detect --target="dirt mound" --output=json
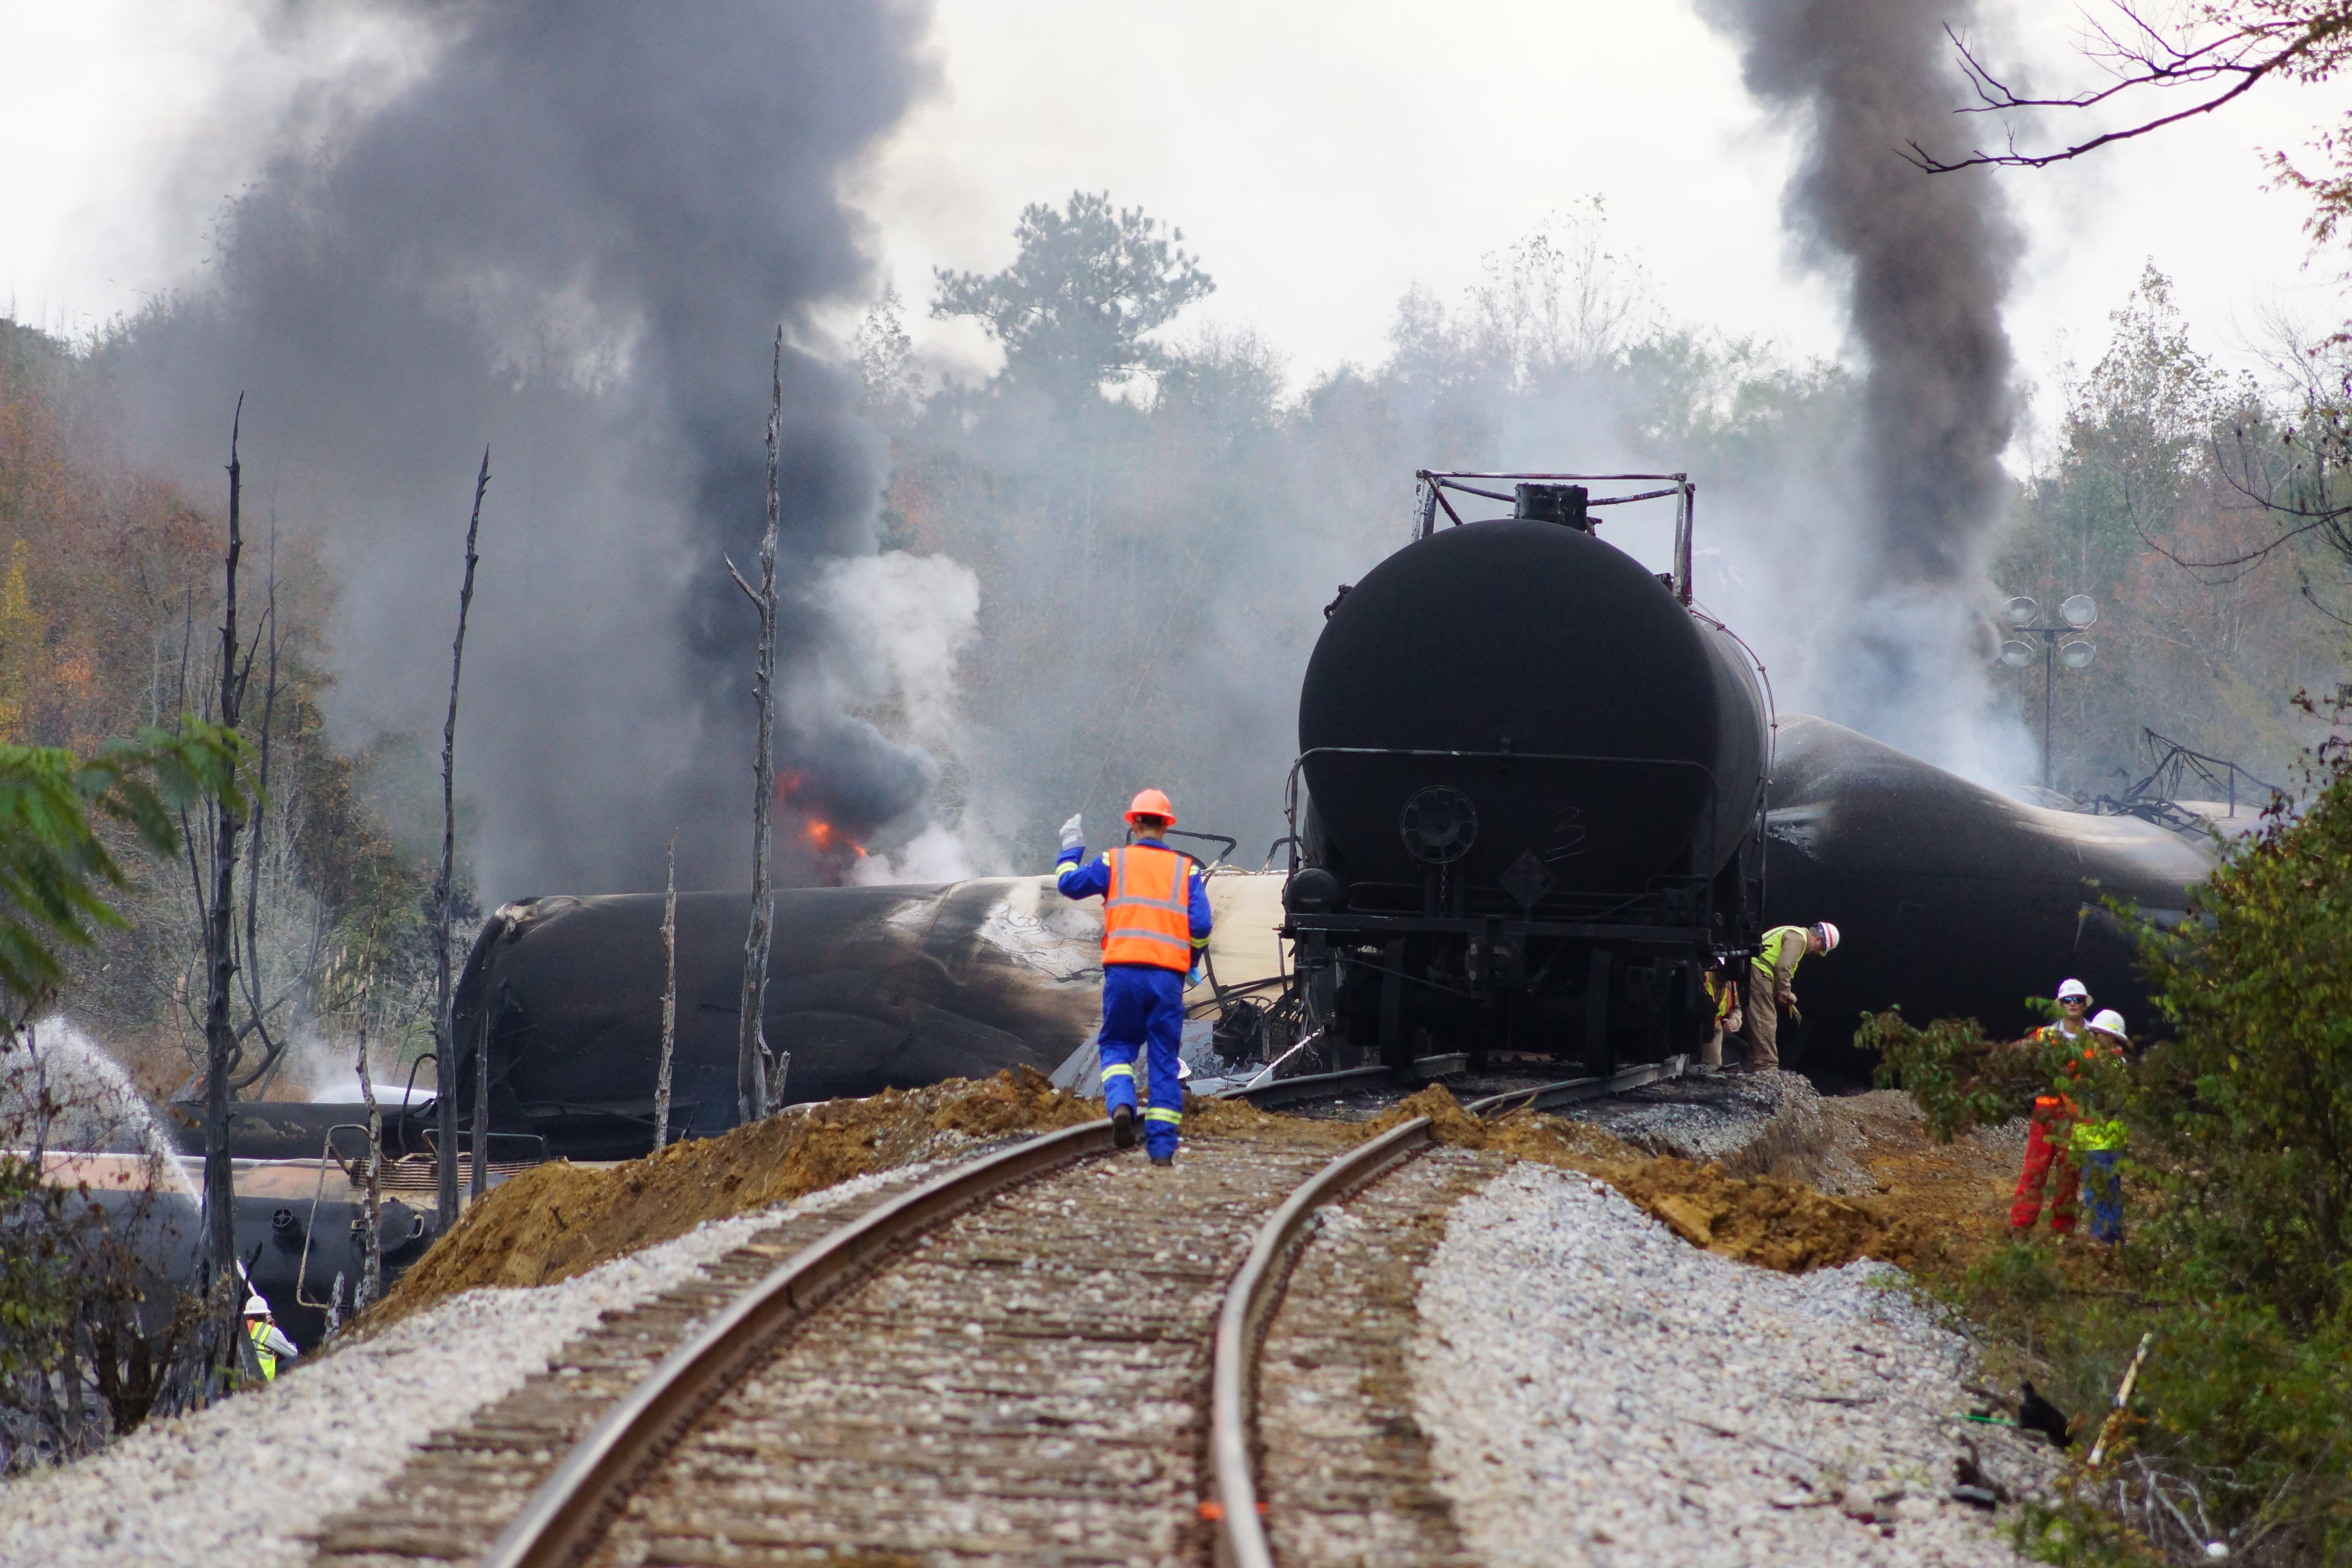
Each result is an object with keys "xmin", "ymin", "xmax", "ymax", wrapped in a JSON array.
[
  {"xmin": 1610, "ymin": 1159, "xmax": 1927, "ymax": 1271},
  {"xmin": 375, "ymin": 1068, "xmax": 1099, "ymax": 1325},
  {"xmin": 1357, "ymin": 1085, "xmax": 1925, "ymax": 1274}
]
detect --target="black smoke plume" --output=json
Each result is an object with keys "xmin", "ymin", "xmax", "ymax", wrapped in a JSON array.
[
  {"xmin": 107, "ymin": 1, "xmax": 939, "ymax": 898},
  {"xmin": 1697, "ymin": 0, "xmax": 2021, "ymax": 760}
]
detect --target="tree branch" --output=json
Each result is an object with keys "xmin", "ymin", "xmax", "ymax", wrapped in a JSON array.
[{"xmin": 1904, "ymin": 10, "xmax": 2305, "ymax": 174}]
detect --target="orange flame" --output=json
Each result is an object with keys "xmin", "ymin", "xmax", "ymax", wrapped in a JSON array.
[{"xmin": 802, "ymin": 817, "xmax": 867, "ymax": 858}]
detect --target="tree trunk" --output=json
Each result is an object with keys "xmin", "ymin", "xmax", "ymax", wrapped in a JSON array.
[
  {"xmin": 656, "ymin": 829, "xmax": 678, "ymax": 1151},
  {"xmin": 735, "ymin": 333, "xmax": 784, "ymax": 1125},
  {"xmin": 435, "ymin": 451, "xmax": 490, "ymax": 1227},
  {"xmin": 356, "ymin": 1021, "xmax": 381, "ymax": 1312},
  {"xmin": 470, "ymin": 992, "xmax": 490, "ymax": 1203},
  {"xmin": 201, "ymin": 399, "xmax": 252, "ymax": 1374}
]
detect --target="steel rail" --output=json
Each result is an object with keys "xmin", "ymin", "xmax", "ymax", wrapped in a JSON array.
[
  {"xmin": 479, "ymin": 1117, "xmax": 1117, "ymax": 1568},
  {"xmin": 1209, "ymin": 1115, "xmax": 1437, "ymax": 1568},
  {"xmin": 1218, "ymin": 1064, "xmax": 1394, "ymax": 1107},
  {"xmin": 1464, "ymin": 1052, "xmax": 1695, "ymax": 1118}
]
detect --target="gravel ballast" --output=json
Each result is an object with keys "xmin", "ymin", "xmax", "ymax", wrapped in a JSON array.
[
  {"xmin": 0, "ymin": 1168, "xmax": 920, "ymax": 1568},
  {"xmin": 1413, "ymin": 1164, "xmax": 2052, "ymax": 1567}
]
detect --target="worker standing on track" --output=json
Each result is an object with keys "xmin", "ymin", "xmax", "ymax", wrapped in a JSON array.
[
  {"xmin": 243, "ymin": 1292, "xmax": 299, "ymax": 1381},
  {"xmin": 1740, "ymin": 922, "xmax": 1837, "ymax": 1072},
  {"xmin": 1055, "ymin": 789, "xmax": 1213, "ymax": 1167},
  {"xmin": 2009, "ymin": 978, "xmax": 2095, "ymax": 1238},
  {"xmin": 2069, "ymin": 1008, "xmax": 2132, "ymax": 1245}
]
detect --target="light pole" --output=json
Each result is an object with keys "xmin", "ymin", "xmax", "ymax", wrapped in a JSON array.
[{"xmin": 1996, "ymin": 594, "xmax": 2098, "ymax": 792}]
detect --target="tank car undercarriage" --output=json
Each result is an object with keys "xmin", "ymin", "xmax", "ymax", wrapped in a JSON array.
[{"xmin": 1274, "ymin": 468, "xmax": 1771, "ymax": 1076}]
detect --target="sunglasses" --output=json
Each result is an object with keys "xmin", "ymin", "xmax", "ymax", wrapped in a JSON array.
[{"xmin": 2060, "ymin": 996, "xmax": 2090, "ymax": 1006}]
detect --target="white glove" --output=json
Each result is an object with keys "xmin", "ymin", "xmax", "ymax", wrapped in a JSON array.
[{"xmin": 1058, "ymin": 812, "xmax": 1084, "ymax": 852}]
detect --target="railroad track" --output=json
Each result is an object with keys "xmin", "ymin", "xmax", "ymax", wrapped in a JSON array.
[
  {"xmin": 305, "ymin": 1116, "xmax": 1502, "ymax": 1568},
  {"xmin": 1218, "ymin": 1051, "xmax": 1699, "ymax": 1116}
]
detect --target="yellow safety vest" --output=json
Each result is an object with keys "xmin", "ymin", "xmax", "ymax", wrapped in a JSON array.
[
  {"xmin": 1752, "ymin": 925, "xmax": 1808, "ymax": 980},
  {"xmin": 247, "ymin": 1319, "xmax": 278, "ymax": 1381}
]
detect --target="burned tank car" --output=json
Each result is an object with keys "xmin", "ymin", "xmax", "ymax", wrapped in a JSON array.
[
  {"xmin": 1288, "ymin": 478, "xmax": 1768, "ymax": 1073},
  {"xmin": 449, "ymin": 882, "xmax": 1101, "ymax": 1159},
  {"xmin": 1761, "ymin": 715, "xmax": 2213, "ymax": 1078}
]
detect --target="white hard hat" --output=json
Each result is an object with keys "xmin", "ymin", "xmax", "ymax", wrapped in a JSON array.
[
  {"xmin": 1814, "ymin": 921, "xmax": 1840, "ymax": 952},
  {"xmin": 243, "ymin": 1294, "xmax": 271, "ymax": 1317},
  {"xmin": 2057, "ymin": 978, "xmax": 2091, "ymax": 1001},
  {"xmin": 2089, "ymin": 1009, "xmax": 2128, "ymax": 1040}
]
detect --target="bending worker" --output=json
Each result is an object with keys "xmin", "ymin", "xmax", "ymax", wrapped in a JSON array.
[
  {"xmin": 1742, "ymin": 921, "xmax": 1838, "ymax": 1072},
  {"xmin": 1055, "ymin": 789, "xmax": 1212, "ymax": 1166}
]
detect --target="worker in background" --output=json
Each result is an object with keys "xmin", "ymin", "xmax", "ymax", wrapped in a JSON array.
[
  {"xmin": 1055, "ymin": 789, "xmax": 1212, "ymax": 1167},
  {"xmin": 1700, "ymin": 961, "xmax": 1742, "ymax": 1068},
  {"xmin": 2009, "ymin": 978, "xmax": 2095, "ymax": 1237},
  {"xmin": 1740, "ymin": 922, "xmax": 1838, "ymax": 1073},
  {"xmin": 2069, "ymin": 1008, "xmax": 2132, "ymax": 1245},
  {"xmin": 243, "ymin": 1292, "xmax": 299, "ymax": 1381}
]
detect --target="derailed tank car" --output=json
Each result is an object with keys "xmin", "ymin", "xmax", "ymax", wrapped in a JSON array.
[
  {"xmin": 1761, "ymin": 715, "xmax": 2213, "ymax": 1076},
  {"xmin": 448, "ymin": 879, "xmax": 1106, "ymax": 1159},
  {"xmin": 1284, "ymin": 471, "xmax": 1769, "ymax": 1073}
]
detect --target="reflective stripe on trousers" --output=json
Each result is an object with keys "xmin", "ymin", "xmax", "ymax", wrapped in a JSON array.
[{"xmin": 1099, "ymin": 963, "xmax": 1185, "ymax": 1157}]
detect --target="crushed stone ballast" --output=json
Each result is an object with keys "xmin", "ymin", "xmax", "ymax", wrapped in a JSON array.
[{"xmin": 330, "ymin": 1118, "xmax": 1468, "ymax": 1568}]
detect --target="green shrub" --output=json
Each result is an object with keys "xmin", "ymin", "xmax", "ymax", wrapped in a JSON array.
[
  {"xmin": 1860, "ymin": 1007, "xmax": 2074, "ymax": 1140},
  {"xmin": 2131, "ymin": 748, "xmax": 2352, "ymax": 1332}
]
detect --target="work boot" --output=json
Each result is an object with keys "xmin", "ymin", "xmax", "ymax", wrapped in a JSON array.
[
  {"xmin": 1112, "ymin": 1104, "xmax": 1137, "ymax": 1149},
  {"xmin": 1150, "ymin": 1152, "xmax": 1174, "ymax": 1168}
]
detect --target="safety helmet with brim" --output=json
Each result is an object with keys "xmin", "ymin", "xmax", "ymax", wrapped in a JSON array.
[{"xmin": 1124, "ymin": 788, "xmax": 1176, "ymax": 827}]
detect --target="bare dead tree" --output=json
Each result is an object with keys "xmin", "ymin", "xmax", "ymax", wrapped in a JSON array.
[
  {"xmin": 655, "ymin": 829, "xmax": 679, "ymax": 1151},
  {"xmin": 1902, "ymin": 5, "xmax": 2344, "ymax": 175},
  {"xmin": 470, "ymin": 987, "xmax": 491, "ymax": 1204},
  {"xmin": 198, "ymin": 397, "xmax": 259, "ymax": 1379},
  {"xmin": 435, "ymin": 450, "xmax": 490, "ymax": 1227},
  {"xmin": 355, "ymin": 1013, "xmax": 381, "ymax": 1312},
  {"xmin": 428, "ymin": 454, "xmax": 492, "ymax": 1222},
  {"xmin": 726, "ymin": 332, "xmax": 784, "ymax": 1124}
]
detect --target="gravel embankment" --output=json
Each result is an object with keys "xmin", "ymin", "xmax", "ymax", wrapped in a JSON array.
[
  {"xmin": 1570, "ymin": 1069, "xmax": 1872, "ymax": 1193},
  {"xmin": 0, "ymin": 1167, "xmax": 922, "ymax": 1568},
  {"xmin": 1414, "ymin": 1164, "xmax": 2052, "ymax": 1568}
]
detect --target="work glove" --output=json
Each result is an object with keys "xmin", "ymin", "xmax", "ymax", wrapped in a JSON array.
[
  {"xmin": 1058, "ymin": 812, "xmax": 1084, "ymax": 853},
  {"xmin": 1187, "ymin": 945, "xmax": 1208, "ymax": 989}
]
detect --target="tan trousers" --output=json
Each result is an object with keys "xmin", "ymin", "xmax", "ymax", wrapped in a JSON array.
[{"xmin": 1743, "ymin": 967, "xmax": 1780, "ymax": 1071}]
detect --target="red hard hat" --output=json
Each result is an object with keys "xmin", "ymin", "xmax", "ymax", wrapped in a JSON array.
[{"xmin": 1124, "ymin": 788, "xmax": 1176, "ymax": 826}]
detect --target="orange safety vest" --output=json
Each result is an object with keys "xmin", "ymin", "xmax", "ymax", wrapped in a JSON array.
[{"xmin": 1102, "ymin": 844, "xmax": 1195, "ymax": 971}]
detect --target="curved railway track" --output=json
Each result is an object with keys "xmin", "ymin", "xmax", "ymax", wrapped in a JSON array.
[{"xmin": 306, "ymin": 1114, "xmax": 1509, "ymax": 1568}]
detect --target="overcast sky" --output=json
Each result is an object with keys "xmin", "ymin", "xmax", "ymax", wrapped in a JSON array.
[{"xmin": 4, "ymin": 0, "xmax": 2345, "ymax": 443}]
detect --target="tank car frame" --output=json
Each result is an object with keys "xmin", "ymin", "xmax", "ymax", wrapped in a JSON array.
[{"xmin": 1276, "ymin": 469, "xmax": 1772, "ymax": 1078}]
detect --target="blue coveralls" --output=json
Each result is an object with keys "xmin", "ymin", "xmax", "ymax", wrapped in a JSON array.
[{"xmin": 1056, "ymin": 840, "xmax": 1213, "ymax": 1159}]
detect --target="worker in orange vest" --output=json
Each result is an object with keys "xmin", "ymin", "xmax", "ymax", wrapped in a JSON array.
[
  {"xmin": 1055, "ymin": 789, "xmax": 1213, "ymax": 1165},
  {"xmin": 2009, "ymin": 977, "xmax": 2094, "ymax": 1236}
]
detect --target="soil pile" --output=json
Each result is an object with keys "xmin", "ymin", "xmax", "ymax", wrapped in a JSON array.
[
  {"xmin": 1359, "ymin": 1084, "xmax": 1928, "ymax": 1274},
  {"xmin": 1611, "ymin": 1160, "xmax": 1926, "ymax": 1271},
  {"xmin": 377, "ymin": 1068, "xmax": 1099, "ymax": 1323}
]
